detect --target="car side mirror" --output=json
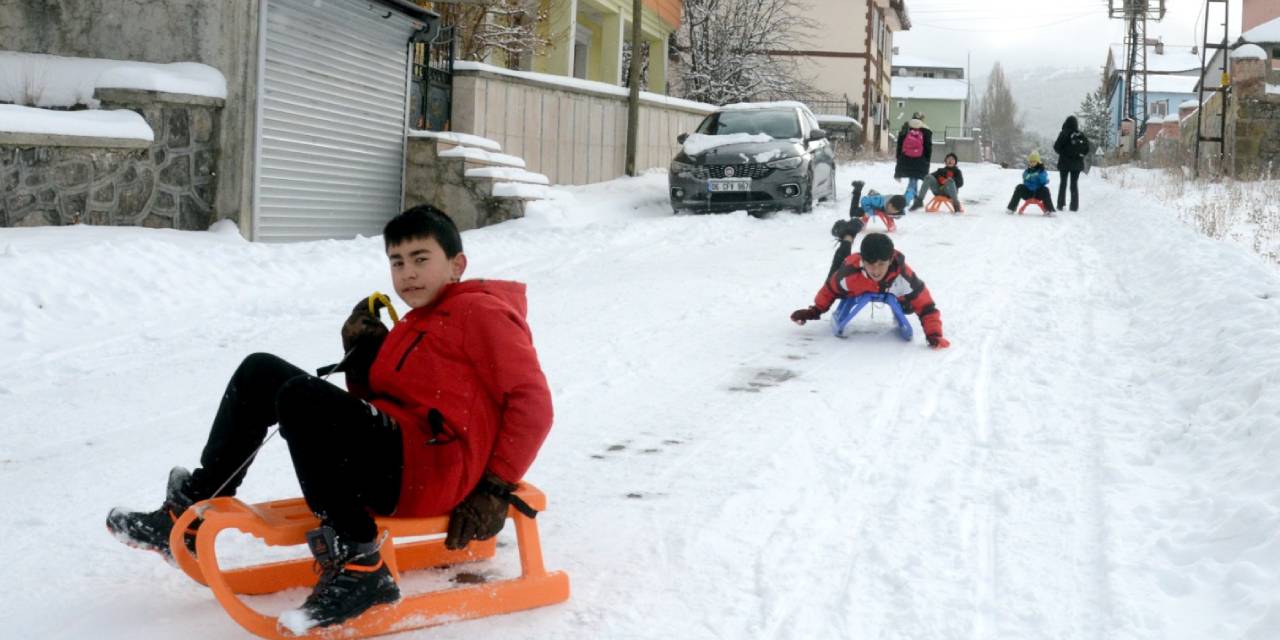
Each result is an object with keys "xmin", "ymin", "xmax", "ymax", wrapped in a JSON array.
[
  {"xmin": 677, "ymin": 133, "xmax": 689, "ymax": 144},
  {"xmin": 807, "ymin": 129, "xmax": 828, "ymax": 142}
]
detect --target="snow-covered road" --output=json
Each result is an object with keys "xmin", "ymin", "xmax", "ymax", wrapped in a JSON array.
[{"xmin": 3, "ymin": 162, "xmax": 1278, "ymax": 639}]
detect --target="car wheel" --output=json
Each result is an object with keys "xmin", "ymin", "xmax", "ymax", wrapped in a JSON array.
[{"xmin": 799, "ymin": 171, "xmax": 815, "ymax": 213}]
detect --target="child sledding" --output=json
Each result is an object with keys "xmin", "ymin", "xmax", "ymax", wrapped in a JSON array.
[
  {"xmin": 791, "ymin": 232, "xmax": 950, "ymax": 349},
  {"xmin": 106, "ymin": 206, "xmax": 568, "ymax": 638},
  {"xmin": 1006, "ymin": 151, "xmax": 1055, "ymax": 215}
]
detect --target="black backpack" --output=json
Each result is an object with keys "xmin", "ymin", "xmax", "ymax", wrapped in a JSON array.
[{"xmin": 1069, "ymin": 131, "xmax": 1090, "ymax": 156}]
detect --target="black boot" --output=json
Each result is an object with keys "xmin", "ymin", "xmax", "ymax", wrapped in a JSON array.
[
  {"xmin": 848, "ymin": 181, "xmax": 865, "ymax": 218},
  {"xmin": 278, "ymin": 526, "xmax": 400, "ymax": 633},
  {"xmin": 106, "ymin": 466, "xmax": 200, "ymax": 560},
  {"xmin": 908, "ymin": 195, "xmax": 924, "ymax": 212}
]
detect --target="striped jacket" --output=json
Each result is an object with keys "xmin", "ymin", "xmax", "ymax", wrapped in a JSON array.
[{"xmin": 813, "ymin": 251, "xmax": 943, "ymax": 339}]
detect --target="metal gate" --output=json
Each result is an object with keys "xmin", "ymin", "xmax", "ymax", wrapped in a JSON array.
[
  {"xmin": 412, "ymin": 26, "xmax": 455, "ymax": 131},
  {"xmin": 253, "ymin": 0, "xmax": 421, "ymax": 242}
]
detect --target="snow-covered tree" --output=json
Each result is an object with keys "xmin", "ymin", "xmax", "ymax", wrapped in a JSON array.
[
  {"xmin": 977, "ymin": 62, "xmax": 1025, "ymax": 165},
  {"xmin": 421, "ymin": 0, "xmax": 551, "ymax": 67},
  {"xmin": 673, "ymin": 0, "xmax": 816, "ymax": 105},
  {"xmin": 1077, "ymin": 81, "xmax": 1111, "ymax": 152}
]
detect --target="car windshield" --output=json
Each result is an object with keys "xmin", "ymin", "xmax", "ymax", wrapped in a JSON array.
[{"xmin": 696, "ymin": 109, "xmax": 801, "ymax": 139}]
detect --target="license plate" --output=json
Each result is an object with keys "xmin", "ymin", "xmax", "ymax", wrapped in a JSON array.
[{"xmin": 707, "ymin": 178, "xmax": 751, "ymax": 192}]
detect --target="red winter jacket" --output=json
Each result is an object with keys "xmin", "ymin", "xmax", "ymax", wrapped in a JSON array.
[
  {"xmin": 813, "ymin": 251, "xmax": 943, "ymax": 339},
  {"xmin": 350, "ymin": 280, "xmax": 553, "ymax": 517}
]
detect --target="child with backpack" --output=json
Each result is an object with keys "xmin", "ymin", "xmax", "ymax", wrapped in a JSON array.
[
  {"xmin": 1052, "ymin": 115, "xmax": 1091, "ymax": 211},
  {"xmin": 790, "ymin": 232, "xmax": 950, "ymax": 349},
  {"xmin": 895, "ymin": 113, "xmax": 932, "ymax": 210},
  {"xmin": 1005, "ymin": 151, "xmax": 1056, "ymax": 214}
]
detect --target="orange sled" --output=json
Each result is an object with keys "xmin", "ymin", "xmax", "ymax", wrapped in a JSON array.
[
  {"xmin": 925, "ymin": 196, "xmax": 955, "ymax": 213},
  {"xmin": 169, "ymin": 483, "xmax": 569, "ymax": 639}
]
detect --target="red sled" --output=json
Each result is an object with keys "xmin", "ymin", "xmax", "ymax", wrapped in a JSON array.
[{"xmin": 860, "ymin": 211, "xmax": 897, "ymax": 232}]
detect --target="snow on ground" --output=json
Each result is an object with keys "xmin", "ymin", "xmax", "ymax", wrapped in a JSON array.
[{"xmin": 2, "ymin": 162, "xmax": 1279, "ymax": 639}]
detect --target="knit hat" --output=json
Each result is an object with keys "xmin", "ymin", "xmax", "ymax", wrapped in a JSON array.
[
  {"xmin": 1028, "ymin": 150, "xmax": 1041, "ymax": 164},
  {"xmin": 860, "ymin": 233, "xmax": 895, "ymax": 263}
]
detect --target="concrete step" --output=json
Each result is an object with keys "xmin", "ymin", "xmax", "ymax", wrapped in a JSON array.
[
  {"xmin": 439, "ymin": 146, "xmax": 526, "ymax": 169},
  {"xmin": 464, "ymin": 166, "xmax": 549, "ymax": 185}
]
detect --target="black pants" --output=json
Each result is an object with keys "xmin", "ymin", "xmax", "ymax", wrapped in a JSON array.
[
  {"xmin": 187, "ymin": 353, "xmax": 402, "ymax": 543},
  {"xmin": 1057, "ymin": 169, "xmax": 1080, "ymax": 211},
  {"xmin": 829, "ymin": 240, "xmax": 853, "ymax": 278},
  {"xmin": 1007, "ymin": 185, "xmax": 1055, "ymax": 212}
]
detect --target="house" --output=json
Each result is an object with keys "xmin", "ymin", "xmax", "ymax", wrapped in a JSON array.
[
  {"xmin": 889, "ymin": 56, "xmax": 968, "ymax": 145},
  {"xmin": 1103, "ymin": 40, "xmax": 1201, "ymax": 148},
  {"xmin": 777, "ymin": 0, "xmax": 911, "ymax": 151},
  {"xmin": 533, "ymin": 0, "xmax": 681, "ymax": 94},
  {"xmin": 1, "ymin": 0, "xmax": 440, "ymax": 242}
]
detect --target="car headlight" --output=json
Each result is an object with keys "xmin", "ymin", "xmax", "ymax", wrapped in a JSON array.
[
  {"xmin": 671, "ymin": 160, "xmax": 696, "ymax": 172},
  {"xmin": 766, "ymin": 156, "xmax": 804, "ymax": 170}
]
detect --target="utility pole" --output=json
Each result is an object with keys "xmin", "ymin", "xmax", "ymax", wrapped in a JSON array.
[
  {"xmin": 1194, "ymin": 0, "xmax": 1232, "ymax": 179},
  {"xmin": 625, "ymin": 0, "xmax": 643, "ymax": 176},
  {"xmin": 1109, "ymin": 1, "xmax": 1166, "ymax": 157}
]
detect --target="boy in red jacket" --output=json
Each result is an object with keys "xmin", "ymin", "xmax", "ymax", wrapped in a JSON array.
[
  {"xmin": 791, "ymin": 233, "xmax": 950, "ymax": 349},
  {"xmin": 107, "ymin": 205, "xmax": 554, "ymax": 630}
]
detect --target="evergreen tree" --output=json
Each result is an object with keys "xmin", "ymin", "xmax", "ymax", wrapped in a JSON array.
[{"xmin": 976, "ymin": 63, "xmax": 1024, "ymax": 165}]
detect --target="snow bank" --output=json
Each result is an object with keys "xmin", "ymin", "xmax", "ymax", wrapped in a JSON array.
[
  {"xmin": 491, "ymin": 182, "xmax": 553, "ymax": 199},
  {"xmin": 0, "ymin": 104, "xmax": 153, "ymax": 140},
  {"xmin": 0, "ymin": 52, "xmax": 226, "ymax": 108},
  {"xmin": 681, "ymin": 132, "xmax": 773, "ymax": 156}
]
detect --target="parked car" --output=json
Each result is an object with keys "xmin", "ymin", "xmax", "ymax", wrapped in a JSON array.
[{"xmin": 669, "ymin": 102, "xmax": 837, "ymax": 215}]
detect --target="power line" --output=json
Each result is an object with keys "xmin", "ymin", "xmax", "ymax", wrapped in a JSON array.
[{"xmin": 912, "ymin": 11, "xmax": 1102, "ymax": 33}]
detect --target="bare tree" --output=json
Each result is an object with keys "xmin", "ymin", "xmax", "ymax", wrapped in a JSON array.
[
  {"xmin": 977, "ymin": 62, "xmax": 1025, "ymax": 166},
  {"xmin": 419, "ymin": 0, "xmax": 551, "ymax": 66},
  {"xmin": 673, "ymin": 0, "xmax": 816, "ymax": 105}
]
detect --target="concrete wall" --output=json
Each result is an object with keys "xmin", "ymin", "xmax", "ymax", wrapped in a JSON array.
[
  {"xmin": 888, "ymin": 98, "xmax": 964, "ymax": 140},
  {"xmin": 0, "ymin": 0, "xmax": 259, "ymax": 232},
  {"xmin": 451, "ymin": 67, "xmax": 712, "ymax": 185}
]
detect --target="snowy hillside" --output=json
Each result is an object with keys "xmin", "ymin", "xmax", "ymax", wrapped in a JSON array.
[
  {"xmin": 973, "ymin": 66, "xmax": 1100, "ymax": 138},
  {"xmin": 2, "ymin": 162, "xmax": 1279, "ymax": 639}
]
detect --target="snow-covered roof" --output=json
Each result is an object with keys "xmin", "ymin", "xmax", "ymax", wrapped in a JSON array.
[
  {"xmin": 1161, "ymin": 113, "xmax": 1181, "ymax": 123},
  {"xmin": 1268, "ymin": 84, "xmax": 1280, "ymax": 96},
  {"xmin": 890, "ymin": 77, "xmax": 968, "ymax": 101},
  {"xmin": 1179, "ymin": 98, "xmax": 1200, "ymax": 108},
  {"xmin": 815, "ymin": 114, "xmax": 858, "ymax": 125},
  {"xmin": 1231, "ymin": 44, "xmax": 1268, "ymax": 60},
  {"xmin": 1241, "ymin": 15, "xmax": 1280, "ymax": 43},
  {"xmin": 0, "ymin": 51, "xmax": 226, "ymax": 108},
  {"xmin": 1144, "ymin": 74, "xmax": 1200, "ymax": 94},
  {"xmin": 1108, "ymin": 44, "xmax": 1203, "ymax": 73},
  {"xmin": 891, "ymin": 55, "xmax": 964, "ymax": 70},
  {"xmin": 0, "ymin": 104, "xmax": 153, "ymax": 140}
]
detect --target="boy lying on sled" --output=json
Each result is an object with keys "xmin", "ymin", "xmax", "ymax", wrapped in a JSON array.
[
  {"xmin": 107, "ymin": 205, "xmax": 554, "ymax": 631},
  {"xmin": 791, "ymin": 232, "xmax": 950, "ymax": 349}
]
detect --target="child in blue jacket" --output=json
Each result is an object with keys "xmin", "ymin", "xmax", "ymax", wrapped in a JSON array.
[
  {"xmin": 828, "ymin": 180, "xmax": 906, "ymax": 276},
  {"xmin": 1005, "ymin": 151, "xmax": 1056, "ymax": 213}
]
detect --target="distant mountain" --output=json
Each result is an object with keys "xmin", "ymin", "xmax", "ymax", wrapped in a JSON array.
[{"xmin": 972, "ymin": 66, "xmax": 1103, "ymax": 138}]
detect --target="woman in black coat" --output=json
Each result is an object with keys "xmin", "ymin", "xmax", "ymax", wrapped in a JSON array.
[
  {"xmin": 1052, "ymin": 115, "xmax": 1090, "ymax": 212},
  {"xmin": 894, "ymin": 114, "xmax": 933, "ymax": 209}
]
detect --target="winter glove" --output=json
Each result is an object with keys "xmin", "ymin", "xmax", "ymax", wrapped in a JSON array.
[
  {"xmin": 339, "ymin": 298, "xmax": 389, "ymax": 385},
  {"xmin": 445, "ymin": 472, "xmax": 517, "ymax": 550},
  {"xmin": 927, "ymin": 334, "xmax": 951, "ymax": 349},
  {"xmin": 790, "ymin": 306, "xmax": 823, "ymax": 325}
]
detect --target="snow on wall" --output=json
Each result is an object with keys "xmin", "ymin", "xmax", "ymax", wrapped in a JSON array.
[
  {"xmin": 0, "ymin": 52, "xmax": 226, "ymax": 108},
  {"xmin": 0, "ymin": 104, "xmax": 153, "ymax": 140},
  {"xmin": 453, "ymin": 61, "xmax": 714, "ymax": 114}
]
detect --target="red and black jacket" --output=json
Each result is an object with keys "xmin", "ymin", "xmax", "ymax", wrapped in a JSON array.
[{"xmin": 813, "ymin": 251, "xmax": 943, "ymax": 339}]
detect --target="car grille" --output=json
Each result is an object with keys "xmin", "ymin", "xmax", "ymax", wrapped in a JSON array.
[{"xmin": 693, "ymin": 163, "xmax": 774, "ymax": 179}]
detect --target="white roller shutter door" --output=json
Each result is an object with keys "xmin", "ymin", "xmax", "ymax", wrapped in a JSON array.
[{"xmin": 254, "ymin": 0, "xmax": 418, "ymax": 242}]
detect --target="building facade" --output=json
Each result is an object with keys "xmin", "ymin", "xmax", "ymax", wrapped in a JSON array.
[
  {"xmin": 1104, "ymin": 41, "xmax": 1201, "ymax": 148},
  {"xmin": 889, "ymin": 56, "xmax": 968, "ymax": 143},
  {"xmin": 778, "ymin": 0, "xmax": 910, "ymax": 151},
  {"xmin": 533, "ymin": 0, "xmax": 680, "ymax": 94}
]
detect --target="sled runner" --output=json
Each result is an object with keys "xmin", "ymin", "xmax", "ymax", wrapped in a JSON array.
[
  {"xmin": 832, "ymin": 293, "xmax": 913, "ymax": 341},
  {"xmin": 925, "ymin": 196, "xmax": 955, "ymax": 213},
  {"xmin": 1018, "ymin": 198, "xmax": 1049, "ymax": 215},
  {"xmin": 169, "ymin": 483, "xmax": 569, "ymax": 639},
  {"xmin": 860, "ymin": 211, "xmax": 897, "ymax": 232}
]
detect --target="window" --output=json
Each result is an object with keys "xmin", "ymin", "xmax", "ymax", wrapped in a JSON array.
[
  {"xmin": 572, "ymin": 24, "xmax": 591, "ymax": 80},
  {"xmin": 1149, "ymin": 101, "xmax": 1167, "ymax": 117}
]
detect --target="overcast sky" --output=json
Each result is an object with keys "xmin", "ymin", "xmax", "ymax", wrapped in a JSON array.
[{"xmin": 894, "ymin": 0, "xmax": 1246, "ymax": 74}]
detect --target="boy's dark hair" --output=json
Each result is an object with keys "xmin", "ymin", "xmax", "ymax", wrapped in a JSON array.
[
  {"xmin": 384, "ymin": 204, "xmax": 463, "ymax": 257},
  {"xmin": 860, "ymin": 233, "xmax": 895, "ymax": 262},
  {"xmin": 945, "ymin": 152, "xmax": 959, "ymax": 163},
  {"xmin": 887, "ymin": 195, "xmax": 907, "ymax": 212}
]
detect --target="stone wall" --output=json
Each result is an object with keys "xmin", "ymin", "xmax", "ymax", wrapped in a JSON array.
[
  {"xmin": 402, "ymin": 138, "xmax": 526, "ymax": 232},
  {"xmin": 1, "ymin": 90, "xmax": 222, "ymax": 229},
  {"xmin": 0, "ymin": 0, "xmax": 259, "ymax": 229}
]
